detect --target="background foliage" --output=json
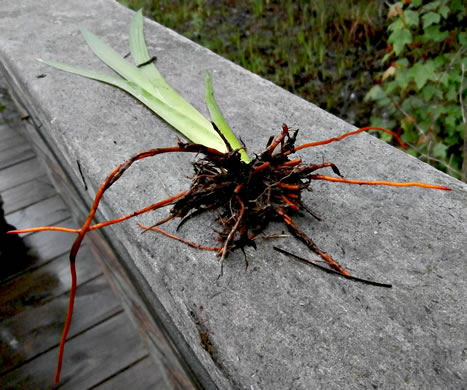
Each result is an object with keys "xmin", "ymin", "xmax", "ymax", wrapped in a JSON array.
[
  {"xmin": 120, "ymin": 0, "xmax": 466, "ymax": 180},
  {"xmin": 365, "ymin": 0, "xmax": 466, "ymax": 180}
]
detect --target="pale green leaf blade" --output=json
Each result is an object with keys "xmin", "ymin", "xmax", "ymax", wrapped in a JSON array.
[
  {"xmin": 134, "ymin": 85, "xmax": 228, "ymax": 151},
  {"xmin": 128, "ymin": 11, "xmax": 217, "ymax": 132},
  {"xmin": 205, "ymin": 72, "xmax": 250, "ymax": 162},
  {"xmin": 38, "ymin": 59, "xmax": 228, "ymax": 152},
  {"xmin": 38, "ymin": 58, "xmax": 139, "ymax": 93},
  {"xmin": 80, "ymin": 28, "xmax": 159, "ymax": 97},
  {"xmin": 129, "ymin": 10, "xmax": 151, "ymax": 63},
  {"xmin": 129, "ymin": 9, "xmax": 166, "ymax": 92}
]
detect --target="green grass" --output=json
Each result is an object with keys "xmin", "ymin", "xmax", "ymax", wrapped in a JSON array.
[{"xmin": 119, "ymin": 0, "xmax": 387, "ymax": 127}]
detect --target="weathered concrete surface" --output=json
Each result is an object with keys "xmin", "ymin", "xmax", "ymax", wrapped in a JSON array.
[{"xmin": 1, "ymin": 1, "xmax": 466, "ymax": 389}]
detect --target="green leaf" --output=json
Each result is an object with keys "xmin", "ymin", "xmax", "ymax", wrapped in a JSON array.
[
  {"xmin": 37, "ymin": 11, "xmax": 260, "ymax": 160},
  {"xmin": 370, "ymin": 117, "xmax": 397, "ymax": 130},
  {"xmin": 401, "ymin": 117, "xmax": 414, "ymax": 133},
  {"xmin": 418, "ymin": 119, "xmax": 431, "ymax": 133},
  {"xmin": 445, "ymin": 87, "xmax": 457, "ymax": 101},
  {"xmin": 388, "ymin": 28, "xmax": 412, "ymax": 55},
  {"xmin": 446, "ymin": 104, "xmax": 461, "ymax": 118},
  {"xmin": 451, "ymin": 0, "xmax": 463, "ymax": 12},
  {"xmin": 396, "ymin": 58, "xmax": 410, "ymax": 68},
  {"xmin": 447, "ymin": 69, "xmax": 462, "ymax": 84},
  {"xmin": 422, "ymin": 12, "xmax": 441, "ymax": 28},
  {"xmin": 432, "ymin": 142, "xmax": 448, "ymax": 159},
  {"xmin": 438, "ymin": 72, "xmax": 450, "ymax": 87},
  {"xmin": 439, "ymin": 5, "xmax": 450, "ymax": 18},
  {"xmin": 409, "ymin": 62, "xmax": 435, "ymax": 90},
  {"xmin": 204, "ymin": 72, "xmax": 250, "ymax": 162},
  {"xmin": 459, "ymin": 32, "xmax": 467, "ymax": 47},
  {"xmin": 445, "ymin": 114, "xmax": 457, "ymax": 129},
  {"xmin": 364, "ymin": 85, "xmax": 386, "ymax": 102},
  {"xmin": 395, "ymin": 68, "xmax": 410, "ymax": 90},
  {"xmin": 402, "ymin": 96, "xmax": 424, "ymax": 113},
  {"xmin": 382, "ymin": 52, "xmax": 393, "ymax": 64},
  {"xmin": 80, "ymin": 28, "xmax": 155, "ymax": 95},
  {"xmin": 385, "ymin": 80, "xmax": 400, "ymax": 95},
  {"xmin": 404, "ymin": 125, "xmax": 421, "ymax": 144},
  {"xmin": 129, "ymin": 9, "xmax": 167, "ymax": 101},
  {"xmin": 388, "ymin": 18, "xmax": 404, "ymax": 32},
  {"xmin": 38, "ymin": 59, "xmax": 228, "ymax": 152},
  {"xmin": 422, "ymin": 1, "xmax": 441, "ymax": 12},
  {"xmin": 128, "ymin": 9, "xmax": 220, "ymax": 135},
  {"xmin": 421, "ymin": 83, "xmax": 443, "ymax": 101},
  {"xmin": 434, "ymin": 54, "xmax": 448, "ymax": 68},
  {"xmin": 379, "ymin": 131, "xmax": 394, "ymax": 143},
  {"xmin": 404, "ymin": 10, "xmax": 419, "ymax": 27},
  {"xmin": 422, "ymin": 25, "xmax": 449, "ymax": 42},
  {"xmin": 431, "ymin": 105, "xmax": 448, "ymax": 121},
  {"xmin": 80, "ymin": 27, "xmax": 228, "ymax": 150}
]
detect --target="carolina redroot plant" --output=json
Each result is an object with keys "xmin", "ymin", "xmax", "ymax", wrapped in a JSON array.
[{"xmin": 9, "ymin": 10, "xmax": 451, "ymax": 384}]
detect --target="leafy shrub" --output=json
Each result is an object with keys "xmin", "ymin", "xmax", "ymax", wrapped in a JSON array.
[{"xmin": 365, "ymin": 0, "xmax": 466, "ymax": 180}]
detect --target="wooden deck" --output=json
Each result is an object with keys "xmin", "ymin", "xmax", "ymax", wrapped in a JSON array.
[{"xmin": 0, "ymin": 83, "xmax": 163, "ymax": 389}]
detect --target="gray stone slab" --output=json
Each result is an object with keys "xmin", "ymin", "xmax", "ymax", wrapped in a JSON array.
[{"xmin": 1, "ymin": 1, "xmax": 466, "ymax": 389}]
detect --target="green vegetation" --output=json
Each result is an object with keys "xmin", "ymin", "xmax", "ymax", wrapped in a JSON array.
[
  {"xmin": 119, "ymin": 0, "xmax": 465, "ymax": 179},
  {"xmin": 120, "ymin": 0, "xmax": 388, "ymax": 125},
  {"xmin": 365, "ymin": 0, "xmax": 466, "ymax": 179}
]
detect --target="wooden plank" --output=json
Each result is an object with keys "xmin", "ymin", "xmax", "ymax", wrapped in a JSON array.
[
  {"xmin": 87, "ymin": 230, "xmax": 196, "ymax": 390},
  {"xmin": 92, "ymin": 356, "xmax": 164, "ymax": 390},
  {"xmin": 0, "ymin": 125, "xmax": 19, "ymax": 143},
  {"xmin": 0, "ymin": 141, "xmax": 35, "ymax": 170},
  {"xmin": 0, "ymin": 218, "xmax": 78, "ymax": 282},
  {"xmin": 21, "ymin": 218, "xmax": 77, "ymax": 261},
  {"xmin": 0, "ymin": 275, "xmax": 122, "ymax": 375},
  {"xmin": 0, "ymin": 245, "xmax": 102, "ymax": 320},
  {"xmin": 0, "ymin": 133, "xmax": 24, "ymax": 153},
  {"xmin": 1, "ymin": 174, "xmax": 56, "ymax": 215},
  {"xmin": 4, "ymin": 194, "xmax": 70, "ymax": 236},
  {"xmin": 0, "ymin": 312, "xmax": 149, "ymax": 390},
  {"xmin": 0, "ymin": 158, "xmax": 44, "ymax": 192},
  {"xmin": 22, "ymin": 218, "xmax": 77, "ymax": 262},
  {"xmin": 0, "ymin": 83, "xmax": 158, "ymax": 390}
]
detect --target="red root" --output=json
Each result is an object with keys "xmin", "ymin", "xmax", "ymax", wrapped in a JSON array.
[{"xmin": 8, "ymin": 126, "xmax": 451, "ymax": 383}]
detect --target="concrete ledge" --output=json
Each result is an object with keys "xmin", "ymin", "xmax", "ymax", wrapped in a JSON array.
[{"xmin": 1, "ymin": 0, "xmax": 467, "ymax": 388}]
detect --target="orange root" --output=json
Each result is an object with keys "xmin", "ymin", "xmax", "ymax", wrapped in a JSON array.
[
  {"xmin": 264, "ymin": 124, "xmax": 290, "ymax": 154},
  {"xmin": 89, "ymin": 190, "xmax": 187, "ymax": 231},
  {"xmin": 54, "ymin": 260, "xmax": 77, "ymax": 384},
  {"xmin": 8, "ymin": 191, "xmax": 188, "ymax": 236},
  {"xmin": 53, "ymin": 145, "xmax": 213, "ymax": 383},
  {"xmin": 311, "ymin": 174, "xmax": 451, "ymax": 190},
  {"xmin": 10, "ymin": 136, "xmax": 450, "ymax": 384},
  {"xmin": 138, "ymin": 224, "xmax": 221, "ymax": 251},
  {"xmin": 294, "ymin": 126, "xmax": 407, "ymax": 151},
  {"xmin": 276, "ymin": 208, "xmax": 351, "ymax": 276},
  {"xmin": 8, "ymin": 226, "xmax": 80, "ymax": 234},
  {"xmin": 280, "ymin": 195, "xmax": 299, "ymax": 210},
  {"xmin": 252, "ymin": 161, "xmax": 270, "ymax": 175}
]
